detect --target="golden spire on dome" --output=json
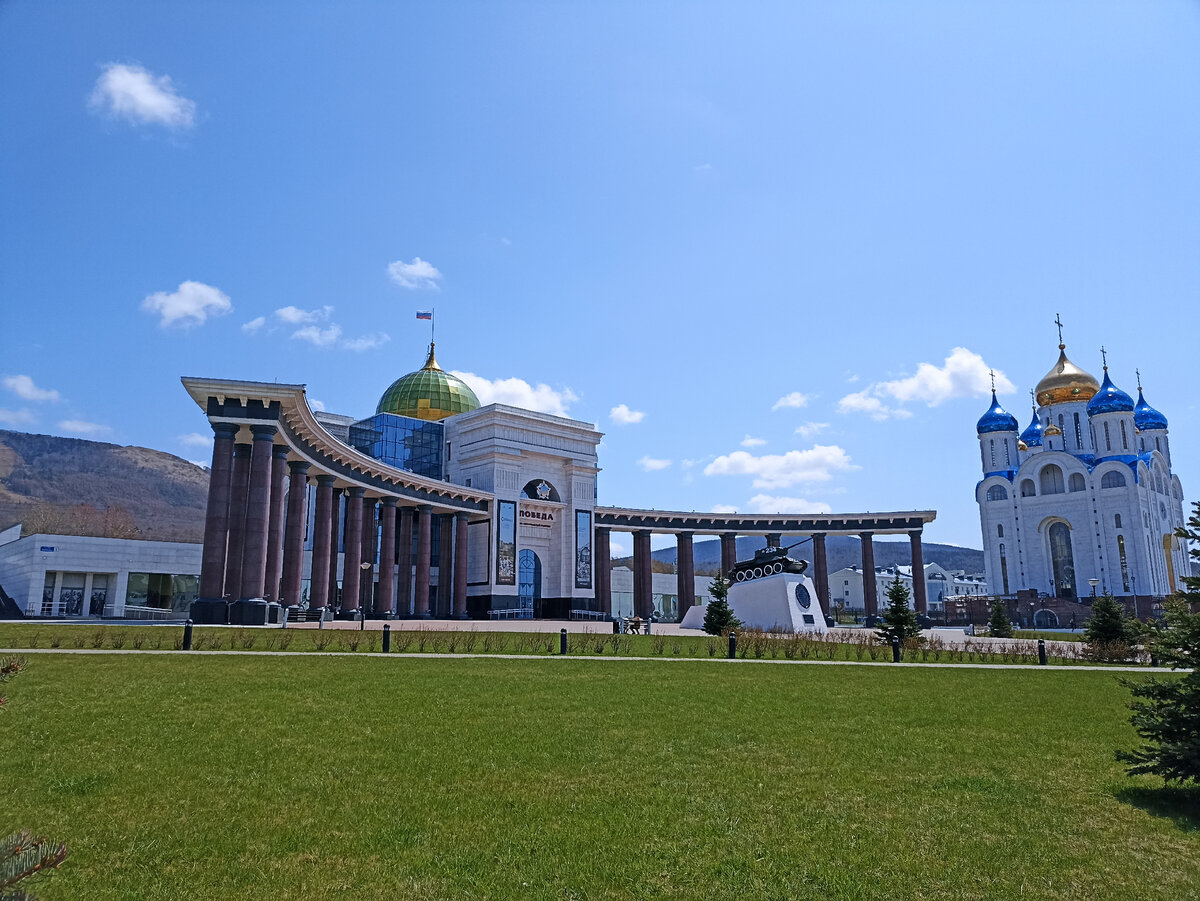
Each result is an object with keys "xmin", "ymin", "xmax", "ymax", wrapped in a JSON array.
[
  {"xmin": 1034, "ymin": 314, "xmax": 1099, "ymax": 407},
  {"xmin": 422, "ymin": 342, "xmax": 442, "ymax": 372}
]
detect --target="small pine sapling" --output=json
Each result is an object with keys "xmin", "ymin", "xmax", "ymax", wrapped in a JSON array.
[
  {"xmin": 702, "ymin": 575, "xmax": 740, "ymax": 635},
  {"xmin": 987, "ymin": 599, "xmax": 1014, "ymax": 638},
  {"xmin": 876, "ymin": 576, "xmax": 922, "ymax": 646}
]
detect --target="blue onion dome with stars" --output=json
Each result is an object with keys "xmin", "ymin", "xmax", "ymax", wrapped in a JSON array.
[
  {"xmin": 1134, "ymin": 388, "xmax": 1168, "ymax": 430},
  {"xmin": 1019, "ymin": 409, "xmax": 1043, "ymax": 447},
  {"xmin": 976, "ymin": 392, "xmax": 1018, "ymax": 435},
  {"xmin": 1086, "ymin": 369, "xmax": 1135, "ymax": 415}
]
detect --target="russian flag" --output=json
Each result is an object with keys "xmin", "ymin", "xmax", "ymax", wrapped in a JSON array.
[{"xmin": 416, "ymin": 310, "xmax": 432, "ymax": 320}]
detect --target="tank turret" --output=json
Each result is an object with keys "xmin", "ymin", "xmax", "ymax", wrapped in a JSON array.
[{"xmin": 728, "ymin": 546, "xmax": 808, "ymax": 583}]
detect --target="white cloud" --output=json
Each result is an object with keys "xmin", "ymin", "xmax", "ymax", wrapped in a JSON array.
[
  {"xmin": 711, "ymin": 504, "xmax": 739, "ymax": 514},
  {"xmin": 241, "ymin": 316, "xmax": 266, "ymax": 333},
  {"xmin": 0, "ymin": 408, "xmax": 37, "ymax": 426},
  {"xmin": 840, "ymin": 347, "xmax": 1014, "ymax": 419},
  {"xmin": 637, "ymin": 456, "xmax": 671, "ymax": 472},
  {"xmin": 794, "ymin": 422, "xmax": 830, "ymax": 437},
  {"xmin": 3, "ymin": 375, "xmax": 59, "ymax": 402},
  {"xmin": 837, "ymin": 390, "xmax": 912, "ymax": 421},
  {"xmin": 275, "ymin": 305, "xmax": 332, "ymax": 324},
  {"xmin": 772, "ymin": 392, "xmax": 809, "ymax": 410},
  {"xmin": 141, "ymin": 281, "xmax": 231, "ymax": 328},
  {"xmin": 740, "ymin": 435, "xmax": 766, "ymax": 448},
  {"xmin": 693, "ymin": 163, "xmax": 713, "ymax": 173},
  {"xmin": 292, "ymin": 324, "xmax": 342, "ymax": 347},
  {"xmin": 704, "ymin": 445, "xmax": 857, "ymax": 489},
  {"xmin": 387, "ymin": 257, "xmax": 442, "ymax": 289},
  {"xmin": 610, "ymin": 403, "xmax": 645, "ymax": 425},
  {"xmin": 178, "ymin": 432, "xmax": 213, "ymax": 448},
  {"xmin": 745, "ymin": 494, "xmax": 833, "ymax": 514},
  {"xmin": 89, "ymin": 63, "xmax": 195, "ymax": 129},
  {"xmin": 609, "ymin": 539, "xmax": 630, "ymax": 557},
  {"xmin": 309, "ymin": 398, "xmax": 326, "ymax": 412},
  {"xmin": 341, "ymin": 332, "xmax": 390, "ymax": 352},
  {"xmin": 452, "ymin": 371, "xmax": 578, "ymax": 417},
  {"xmin": 59, "ymin": 419, "xmax": 110, "ymax": 436},
  {"xmin": 187, "ymin": 460, "xmax": 210, "ymax": 470}
]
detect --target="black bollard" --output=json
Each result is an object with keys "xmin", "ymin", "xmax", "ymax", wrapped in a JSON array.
[
  {"xmin": 728, "ymin": 631, "xmax": 737, "ymax": 659},
  {"xmin": 891, "ymin": 635, "xmax": 901, "ymax": 663},
  {"xmin": 613, "ymin": 619, "xmax": 620, "ymax": 634},
  {"xmin": 1038, "ymin": 639, "xmax": 1047, "ymax": 666},
  {"xmin": 182, "ymin": 619, "xmax": 193, "ymax": 651},
  {"xmin": 560, "ymin": 628, "xmax": 568, "ymax": 655},
  {"xmin": 1150, "ymin": 652, "xmax": 1158, "ymax": 668},
  {"xmin": 360, "ymin": 611, "xmax": 366, "ymax": 631},
  {"xmin": 383, "ymin": 624, "xmax": 391, "ymax": 654}
]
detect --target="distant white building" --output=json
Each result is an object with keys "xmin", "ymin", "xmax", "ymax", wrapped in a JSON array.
[
  {"xmin": 609, "ymin": 566, "xmax": 714, "ymax": 621},
  {"xmin": 829, "ymin": 562, "xmax": 987, "ymax": 614}
]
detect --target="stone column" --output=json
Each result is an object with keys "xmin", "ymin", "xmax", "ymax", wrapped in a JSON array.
[
  {"xmin": 377, "ymin": 498, "xmax": 397, "ymax": 615},
  {"xmin": 438, "ymin": 514, "xmax": 455, "ymax": 617},
  {"xmin": 237, "ymin": 424, "xmax": 277, "ymax": 611},
  {"xmin": 633, "ymin": 530, "xmax": 653, "ymax": 619},
  {"xmin": 194, "ymin": 422, "xmax": 238, "ymax": 622},
  {"xmin": 595, "ymin": 527, "xmax": 612, "ymax": 618},
  {"xmin": 860, "ymin": 532, "xmax": 878, "ymax": 619},
  {"xmin": 453, "ymin": 512, "xmax": 469, "ymax": 619},
  {"xmin": 263, "ymin": 445, "xmax": 289, "ymax": 605},
  {"xmin": 721, "ymin": 532, "xmax": 737, "ymax": 577},
  {"xmin": 223, "ymin": 442, "xmax": 252, "ymax": 600},
  {"xmin": 327, "ymin": 489, "xmax": 342, "ymax": 607},
  {"xmin": 910, "ymin": 529, "xmax": 928, "ymax": 615},
  {"xmin": 765, "ymin": 533, "xmax": 782, "ymax": 548},
  {"xmin": 812, "ymin": 532, "xmax": 830, "ymax": 618},
  {"xmin": 361, "ymin": 498, "xmax": 377, "ymax": 611},
  {"xmin": 279, "ymin": 460, "xmax": 309, "ymax": 607},
  {"xmin": 677, "ymin": 532, "xmax": 695, "ymax": 621},
  {"xmin": 414, "ymin": 505, "xmax": 433, "ymax": 617},
  {"xmin": 397, "ymin": 506, "xmax": 414, "ymax": 616},
  {"xmin": 340, "ymin": 487, "xmax": 365, "ymax": 616},
  {"xmin": 308, "ymin": 476, "xmax": 335, "ymax": 612}
]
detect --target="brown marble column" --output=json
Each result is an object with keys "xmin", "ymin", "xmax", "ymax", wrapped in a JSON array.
[
  {"xmin": 812, "ymin": 532, "xmax": 830, "ymax": 618},
  {"xmin": 223, "ymin": 442, "xmax": 252, "ymax": 599},
  {"xmin": 198, "ymin": 423, "xmax": 238, "ymax": 605},
  {"xmin": 238, "ymin": 424, "xmax": 278, "ymax": 601},
  {"xmin": 677, "ymin": 532, "xmax": 695, "ymax": 621},
  {"xmin": 721, "ymin": 532, "xmax": 737, "ymax": 577},
  {"xmin": 263, "ymin": 445, "xmax": 289, "ymax": 603},
  {"xmin": 594, "ymin": 527, "xmax": 611, "ymax": 617},
  {"xmin": 340, "ymin": 487, "xmax": 365, "ymax": 614},
  {"xmin": 910, "ymin": 529, "xmax": 928, "ymax": 615},
  {"xmin": 633, "ymin": 530, "xmax": 653, "ymax": 619},
  {"xmin": 765, "ymin": 533, "xmax": 782, "ymax": 548},
  {"xmin": 279, "ymin": 460, "xmax": 309, "ymax": 607},
  {"xmin": 377, "ymin": 498, "xmax": 397, "ymax": 615},
  {"xmin": 414, "ymin": 505, "xmax": 433, "ymax": 617},
  {"xmin": 327, "ymin": 489, "xmax": 342, "ymax": 606},
  {"xmin": 396, "ymin": 506, "xmax": 414, "ymax": 616},
  {"xmin": 361, "ymin": 498, "xmax": 377, "ymax": 611},
  {"xmin": 860, "ymin": 532, "xmax": 878, "ymax": 618},
  {"xmin": 438, "ymin": 514, "xmax": 455, "ymax": 617},
  {"xmin": 453, "ymin": 512, "xmax": 469, "ymax": 618},
  {"xmin": 308, "ymin": 475, "xmax": 335, "ymax": 612}
]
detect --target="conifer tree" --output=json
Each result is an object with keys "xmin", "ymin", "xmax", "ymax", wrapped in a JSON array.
[
  {"xmin": 1117, "ymin": 501, "xmax": 1200, "ymax": 783},
  {"xmin": 1084, "ymin": 592, "xmax": 1134, "ymax": 660},
  {"xmin": 987, "ymin": 599, "xmax": 1013, "ymax": 638},
  {"xmin": 876, "ymin": 576, "xmax": 922, "ymax": 645},
  {"xmin": 702, "ymin": 574, "xmax": 740, "ymax": 635}
]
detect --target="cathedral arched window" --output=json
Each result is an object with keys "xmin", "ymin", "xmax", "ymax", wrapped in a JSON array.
[
  {"xmin": 989, "ymin": 439, "xmax": 995, "ymax": 469},
  {"xmin": 1068, "ymin": 472, "xmax": 1085, "ymax": 493},
  {"xmin": 1114, "ymin": 513, "xmax": 1122, "ymax": 529},
  {"xmin": 1104, "ymin": 421, "xmax": 1111, "ymax": 452},
  {"xmin": 1073, "ymin": 413, "xmax": 1082, "ymax": 450},
  {"xmin": 1117, "ymin": 535, "xmax": 1130, "ymax": 592},
  {"xmin": 1039, "ymin": 464, "xmax": 1065, "ymax": 495},
  {"xmin": 1120, "ymin": 420, "xmax": 1128, "ymax": 450},
  {"xmin": 986, "ymin": 485, "xmax": 1007, "ymax": 502},
  {"xmin": 1020, "ymin": 479, "xmax": 1036, "ymax": 498},
  {"xmin": 1004, "ymin": 439, "xmax": 1011, "ymax": 466},
  {"xmin": 1155, "ymin": 437, "xmax": 1161, "ymax": 453},
  {"xmin": 1101, "ymin": 471, "xmax": 1126, "ymax": 489},
  {"xmin": 997, "ymin": 523, "xmax": 1004, "ymax": 537}
]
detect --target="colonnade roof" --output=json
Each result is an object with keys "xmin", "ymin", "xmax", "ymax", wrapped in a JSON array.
[
  {"xmin": 181, "ymin": 376, "xmax": 493, "ymax": 517},
  {"xmin": 594, "ymin": 506, "xmax": 936, "ymax": 535}
]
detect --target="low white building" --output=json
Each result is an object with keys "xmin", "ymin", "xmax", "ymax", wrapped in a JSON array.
[
  {"xmin": 609, "ymin": 566, "xmax": 714, "ymax": 621},
  {"xmin": 829, "ymin": 562, "xmax": 987, "ymax": 614},
  {"xmin": 0, "ymin": 524, "xmax": 202, "ymax": 618}
]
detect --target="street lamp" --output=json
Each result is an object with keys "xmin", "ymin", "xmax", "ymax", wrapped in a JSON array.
[{"xmin": 1088, "ymin": 578, "xmax": 1099, "ymax": 599}]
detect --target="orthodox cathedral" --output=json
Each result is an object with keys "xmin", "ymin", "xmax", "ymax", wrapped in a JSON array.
[{"xmin": 975, "ymin": 336, "xmax": 1186, "ymax": 601}]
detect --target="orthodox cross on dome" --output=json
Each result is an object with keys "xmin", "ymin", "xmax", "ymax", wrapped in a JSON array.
[
  {"xmin": 1029, "ymin": 388, "xmax": 1036, "ymax": 410},
  {"xmin": 1100, "ymin": 345, "xmax": 1108, "ymax": 370},
  {"xmin": 1054, "ymin": 312, "xmax": 1064, "ymax": 346},
  {"xmin": 989, "ymin": 369, "xmax": 996, "ymax": 392},
  {"xmin": 1136, "ymin": 368, "xmax": 1142, "ymax": 391}
]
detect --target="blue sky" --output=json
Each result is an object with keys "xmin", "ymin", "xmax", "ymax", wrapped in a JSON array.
[{"xmin": 2, "ymin": 1, "xmax": 1197, "ymax": 552}]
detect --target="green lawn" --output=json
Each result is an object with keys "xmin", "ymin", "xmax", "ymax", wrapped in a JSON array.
[{"xmin": 2, "ymin": 654, "xmax": 1196, "ymax": 900}]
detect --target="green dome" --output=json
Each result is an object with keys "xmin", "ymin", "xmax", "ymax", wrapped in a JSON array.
[{"xmin": 376, "ymin": 343, "xmax": 480, "ymax": 421}]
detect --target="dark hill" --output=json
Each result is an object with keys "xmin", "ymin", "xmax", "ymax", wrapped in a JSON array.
[{"xmin": 0, "ymin": 430, "xmax": 208, "ymax": 542}]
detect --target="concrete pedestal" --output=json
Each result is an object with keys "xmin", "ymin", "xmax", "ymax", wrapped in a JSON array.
[
  {"xmin": 229, "ymin": 599, "xmax": 269, "ymax": 626},
  {"xmin": 190, "ymin": 599, "xmax": 229, "ymax": 624}
]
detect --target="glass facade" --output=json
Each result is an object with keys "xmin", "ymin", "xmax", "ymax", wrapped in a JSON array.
[
  {"xmin": 350, "ymin": 413, "xmax": 444, "ymax": 480},
  {"xmin": 125, "ymin": 573, "xmax": 199, "ymax": 615}
]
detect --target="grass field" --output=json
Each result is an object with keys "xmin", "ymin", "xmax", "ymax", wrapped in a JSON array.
[{"xmin": 2, "ymin": 653, "xmax": 1197, "ymax": 900}]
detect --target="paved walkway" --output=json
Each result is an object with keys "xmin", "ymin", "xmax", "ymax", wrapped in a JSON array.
[{"xmin": 2, "ymin": 647, "xmax": 1186, "ymax": 673}]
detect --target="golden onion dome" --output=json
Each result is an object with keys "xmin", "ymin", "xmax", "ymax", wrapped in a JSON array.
[
  {"xmin": 376, "ymin": 343, "xmax": 480, "ymax": 422},
  {"xmin": 1017, "ymin": 439, "xmax": 1028, "ymax": 451},
  {"xmin": 1035, "ymin": 344, "xmax": 1099, "ymax": 407},
  {"xmin": 1044, "ymin": 423, "xmax": 1063, "ymax": 437}
]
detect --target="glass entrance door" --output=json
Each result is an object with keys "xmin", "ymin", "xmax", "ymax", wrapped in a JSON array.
[{"xmin": 518, "ymin": 550, "xmax": 541, "ymax": 619}]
